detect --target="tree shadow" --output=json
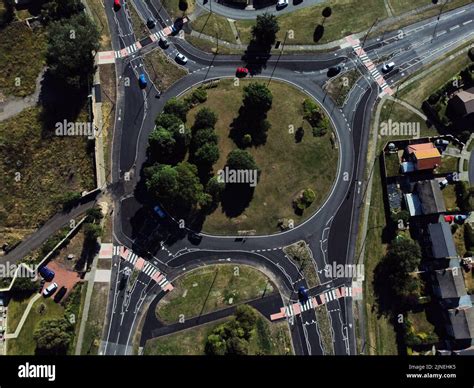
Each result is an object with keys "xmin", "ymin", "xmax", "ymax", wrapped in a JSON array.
[
  {"xmin": 313, "ymin": 24, "xmax": 325, "ymax": 43},
  {"xmin": 221, "ymin": 183, "xmax": 255, "ymax": 218},
  {"xmin": 241, "ymin": 39, "xmax": 272, "ymax": 76},
  {"xmin": 38, "ymin": 70, "xmax": 89, "ymax": 139},
  {"xmin": 229, "ymin": 106, "xmax": 269, "ymax": 147}
]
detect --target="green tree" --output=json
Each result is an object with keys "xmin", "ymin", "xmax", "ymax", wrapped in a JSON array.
[
  {"xmin": 178, "ymin": 0, "xmax": 188, "ymax": 12},
  {"xmin": 194, "ymin": 143, "xmax": 220, "ymax": 168},
  {"xmin": 155, "ymin": 113, "xmax": 184, "ymax": 130},
  {"xmin": 34, "ymin": 319, "xmax": 72, "ymax": 354},
  {"xmin": 193, "ymin": 107, "xmax": 218, "ymax": 130},
  {"xmin": 145, "ymin": 164, "xmax": 179, "ymax": 203},
  {"xmin": 191, "ymin": 127, "xmax": 218, "ymax": 152},
  {"xmin": 227, "ymin": 149, "xmax": 258, "ymax": 171},
  {"xmin": 383, "ymin": 238, "xmax": 422, "ymax": 298},
  {"xmin": 243, "ymin": 83, "xmax": 273, "ymax": 112},
  {"xmin": 84, "ymin": 223, "xmax": 102, "ymax": 241},
  {"xmin": 46, "ymin": 13, "xmax": 99, "ymax": 89},
  {"xmin": 11, "ymin": 277, "xmax": 38, "ymax": 298},
  {"xmin": 252, "ymin": 13, "xmax": 280, "ymax": 47},
  {"xmin": 163, "ymin": 98, "xmax": 189, "ymax": 122},
  {"xmin": 234, "ymin": 304, "xmax": 258, "ymax": 339},
  {"xmin": 41, "ymin": 0, "xmax": 84, "ymax": 23},
  {"xmin": 206, "ymin": 176, "xmax": 225, "ymax": 202},
  {"xmin": 148, "ymin": 127, "xmax": 177, "ymax": 159}
]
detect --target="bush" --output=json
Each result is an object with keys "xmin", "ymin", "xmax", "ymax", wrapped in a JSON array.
[
  {"xmin": 185, "ymin": 87, "xmax": 207, "ymax": 107},
  {"xmin": 465, "ymin": 224, "xmax": 474, "ymax": 251},
  {"xmin": 193, "ymin": 107, "xmax": 217, "ymax": 130}
]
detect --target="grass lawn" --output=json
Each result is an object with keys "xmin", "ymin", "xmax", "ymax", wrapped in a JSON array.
[
  {"xmin": 398, "ymin": 52, "xmax": 472, "ymax": 108},
  {"xmin": 283, "ymin": 241, "xmax": 320, "ymax": 288},
  {"xmin": 184, "ymin": 79, "xmax": 338, "ymax": 235},
  {"xmin": 6, "ymin": 295, "xmax": 34, "ymax": 334},
  {"xmin": 184, "ymin": 34, "xmax": 239, "ymax": 54},
  {"xmin": 384, "ymin": 152, "xmax": 401, "ymax": 177},
  {"xmin": 190, "ymin": 12, "xmax": 236, "ymax": 44},
  {"xmin": 97, "ymin": 259, "xmax": 112, "ymax": 270},
  {"xmin": 442, "ymin": 184, "xmax": 457, "ymax": 211},
  {"xmin": 453, "ymin": 224, "xmax": 466, "ymax": 257},
  {"xmin": 0, "ymin": 22, "xmax": 47, "ymax": 97},
  {"xmin": 235, "ymin": 0, "xmax": 387, "ymax": 45},
  {"xmin": 437, "ymin": 156, "xmax": 459, "ymax": 174},
  {"xmin": 81, "ymin": 282, "xmax": 109, "ymax": 355},
  {"xmin": 378, "ymin": 99, "xmax": 437, "ymax": 140},
  {"xmin": 156, "ymin": 264, "xmax": 274, "ymax": 324},
  {"xmin": 7, "ymin": 298, "xmax": 65, "ymax": 355},
  {"xmin": 67, "ymin": 283, "xmax": 88, "ymax": 353},
  {"xmin": 142, "ymin": 48, "xmax": 187, "ymax": 91},
  {"xmin": 362, "ymin": 160, "xmax": 399, "ymax": 355},
  {"xmin": 0, "ymin": 106, "xmax": 95, "ymax": 229},
  {"xmin": 325, "ymin": 69, "xmax": 362, "ymax": 107},
  {"xmin": 162, "ymin": 0, "xmax": 195, "ymax": 20},
  {"xmin": 86, "ymin": 0, "xmax": 112, "ymax": 50},
  {"xmin": 144, "ymin": 313, "xmax": 292, "ymax": 355},
  {"xmin": 128, "ymin": 1, "xmax": 150, "ymax": 40},
  {"xmin": 464, "ymin": 268, "xmax": 474, "ymax": 294},
  {"xmin": 315, "ymin": 304, "xmax": 335, "ymax": 355}
]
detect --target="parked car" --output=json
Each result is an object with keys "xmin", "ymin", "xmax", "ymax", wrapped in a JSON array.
[
  {"xmin": 54, "ymin": 287, "xmax": 67, "ymax": 303},
  {"xmin": 454, "ymin": 215, "xmax": 468, "ymax": 224},
  {"xmin": 439, "ymin": 178, "xmax": 449, "ymax": 189},
  {"xmin": 113, "ymin": 0, "xmax": 121, "ymax": 10},
  {"xmin": 236, "ymin": 67, "xmax": 249, "ymax": 77},
  {"xmin": 298, "ymin": 286, "xmax": 309, "ymax": 303},
  {"xmin": 42, "ymin": 282, "xmax": 58, "ymax": 297},
  {"xmin": 153, "ymin": 205, "xmax": 166, "ymax": 219},
  {"xmin": 138, "ymin": 73, "xmax": 147, "ymax": 88},
  {"xmin": 276, "ymin": 0, "xmax": 289, "ymax": 8},
  {"xmin": 381, "ymin": 62, "xmax": 395, "ymax": 73},
  {"xmin": 146, "ymin": 18, "xmax": 156, "ymax": 29},
  {"xmin": 175, "ymin": 53, "xmax": 188, "ymax": 64},
  {"xmin": 159, "ymin": 36, "xmax": 170, "ymax": 49},
  {"xmin": 119, "ymin": 273, "xmax": 128, "ymax": 290},
  {"xmin": 39, "ymin": 266, "xmax": 55, "ymax": 282},
  {"xmin": 444, "ymin": 215, "xmax": 455, "ymax": 223}
]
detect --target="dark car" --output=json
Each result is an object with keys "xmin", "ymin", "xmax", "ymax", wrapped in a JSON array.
[
  {"xmin": 153, "ymin": 205, "xmax": 166, "ymax": 219},
  {"xmin": 147, "ymin": 18, "xmax": 156, "ymax": 29},
  {"xmin": 159, "ymin": 36, "xmax": 170, "ymax": 49},
  {"xmin": 54, "ymin": 286, "xmax": 67, "ymax": 303},
  {"xmin": 119, "ymin": 273, "xmax": 128, "ymax": 290},
  {"xmin": 298, "ymin": 286, "xmax": 309, "ymax": 302},
  {"xmin": 39, "ymin": 266, "xmax": 55, "ymax": 282}
]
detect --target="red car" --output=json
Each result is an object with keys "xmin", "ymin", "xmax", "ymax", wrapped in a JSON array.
[
  {"xmin": 444, "ymin": 215, "xmax": 454, "ymax": 223},
  {"xmin": 236, "ymin": 67, "xmax": 249, "ymax": 77},
  {"xmin": 114, "ymin": 0, "xmax": 121, "ymax": 9}
]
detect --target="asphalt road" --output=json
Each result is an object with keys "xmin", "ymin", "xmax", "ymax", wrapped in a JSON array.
[{"xmin": 98, "ymin": 1, "xmax": 473, "ymax": 356}]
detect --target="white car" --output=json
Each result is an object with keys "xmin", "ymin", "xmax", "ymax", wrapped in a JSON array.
[
  {"xmin": 43, "ymin": 282, "xmax": 58, "ymax": 297},
  {"xmin": 381, "ymin": 62, "xmax": 395, "ymax": 73},
  {"xmin": 175, "ymin": 53, "xmax": 188, "ymax": 64},
  {"xmin": 277, "ymin": 0, "xmax": 289, "ymax": 8}
]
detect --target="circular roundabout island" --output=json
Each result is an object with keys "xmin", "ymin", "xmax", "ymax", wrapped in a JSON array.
[{"xmin": 145, "ymin": 78, "xmax": 339, "ymax": 235}]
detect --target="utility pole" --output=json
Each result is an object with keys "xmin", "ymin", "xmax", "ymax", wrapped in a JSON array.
[
  {"xmin": 432, "ymin": 0, "xmax": 449, "ymax": 43},
  {"xmin": 267, "ymin": 31, "xmax": 288, "ymax": 87}
]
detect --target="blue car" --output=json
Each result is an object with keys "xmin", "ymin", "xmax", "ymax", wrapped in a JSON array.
[
  {"xmin": 153, "ymin": 205, "xmax": 166, "ymax": 219},
  {"xmin": 39, "ymin": 266, "xmax": 55, "ymax": 282},
  {"xmin": 298, "ymin": 286, "xmax": 309, "ymax": 302},
  {"xmin": 138, "ymin": 74, "xmax": 147, "ymax": 88}
]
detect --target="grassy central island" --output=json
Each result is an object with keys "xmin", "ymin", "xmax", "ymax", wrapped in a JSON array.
[{"xmin": 145, "ymin": 78, "xmax": 338, "ymax": 235}]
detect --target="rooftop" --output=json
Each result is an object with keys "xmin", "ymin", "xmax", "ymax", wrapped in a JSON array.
[{"xmin": 428, "ymin": 222, "xmax": 458, "ymax": 259}]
